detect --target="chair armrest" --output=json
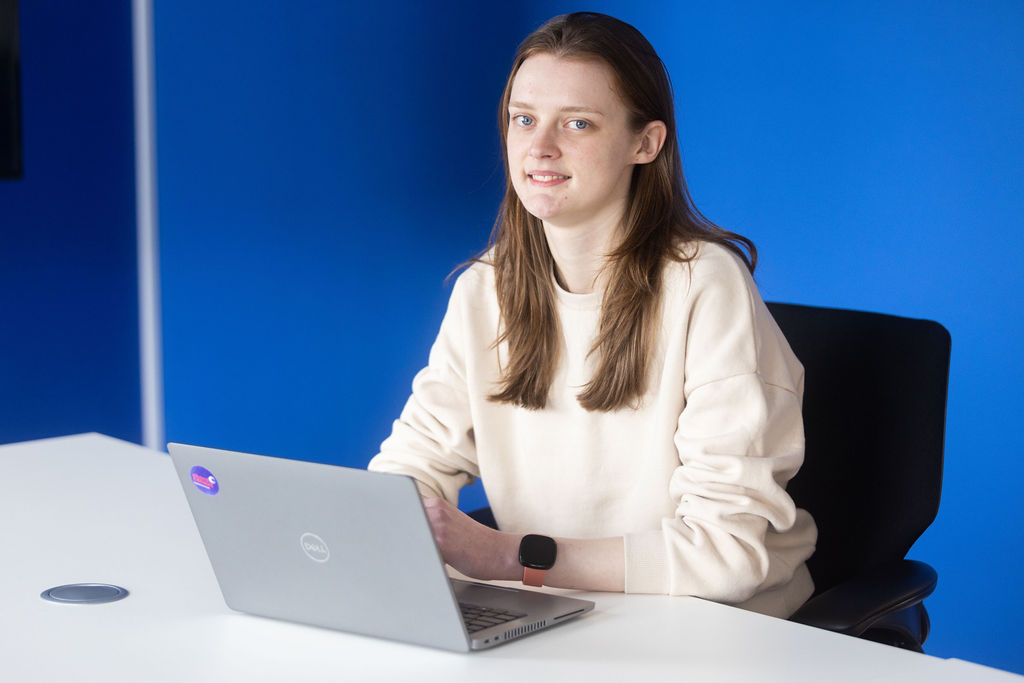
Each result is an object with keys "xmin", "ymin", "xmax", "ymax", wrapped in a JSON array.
[{"xmin": 789, "ymin": 559, "xmax": 937, "ymax": 636}]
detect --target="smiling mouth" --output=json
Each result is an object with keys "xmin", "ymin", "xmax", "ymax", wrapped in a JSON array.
[{"xmin": 528, "ymin": 173, "xmax": 570, "ymax": 182}]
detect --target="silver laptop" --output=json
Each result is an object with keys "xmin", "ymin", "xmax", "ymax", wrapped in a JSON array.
[{"xmin": 167, "ymin": 442, "xmax": 594, "ymax": 651}]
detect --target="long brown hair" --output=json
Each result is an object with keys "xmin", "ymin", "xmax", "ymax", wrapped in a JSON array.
[{"xmin": 487, "ymin": 12, "xmax": 756, "ymax": 411}]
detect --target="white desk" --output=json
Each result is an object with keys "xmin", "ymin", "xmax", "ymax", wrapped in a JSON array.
[{"xmin": 1, "ymin": 434, "xmax": 1018, "ymax": 682}]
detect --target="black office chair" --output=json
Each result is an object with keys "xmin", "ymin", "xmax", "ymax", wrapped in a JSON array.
[
  {"xmin": 767, "ymin": 302, "xmax": 950, "ymax": 652},
  {"xmin": 469, "ymin": 302, "xmax": 951, "ymax": 653}
]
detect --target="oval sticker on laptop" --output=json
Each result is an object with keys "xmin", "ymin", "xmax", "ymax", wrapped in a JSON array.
[
  {"xmin": 300, "ymin": 532, "xmax": 330, "ymax": 562},
  {"xmin": 190, "ymin": 466, "xmax": 220, "ymax": 495}
]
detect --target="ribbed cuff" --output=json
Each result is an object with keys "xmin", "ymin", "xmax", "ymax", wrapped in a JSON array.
[{"xmin": 623, "ymin": 530, "xmax": 670, "ymax": 594}]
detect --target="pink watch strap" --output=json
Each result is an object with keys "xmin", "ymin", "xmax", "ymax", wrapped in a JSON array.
[{"xmin": 522, "ymin": 566, "xmax": 547, "ymax": 587}]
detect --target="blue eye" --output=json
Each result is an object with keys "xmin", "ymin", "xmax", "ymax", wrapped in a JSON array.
[
  {"xmin": 513, "ymin": 114, "xmax": 534, "ymax": 127},
  {"xmin": 568, "ymin": 120, "xmax": 589, "ymax": 130}
]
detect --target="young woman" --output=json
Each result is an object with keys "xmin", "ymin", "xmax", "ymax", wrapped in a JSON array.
[{"xmin": 369, "ymin": 12, "xmax": 817, "ymax": 618}]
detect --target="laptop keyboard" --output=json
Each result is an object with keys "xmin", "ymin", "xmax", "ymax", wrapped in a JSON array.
[{"xmin": 459, "ymin": 602, "xmax": 526, "ymax": 633}]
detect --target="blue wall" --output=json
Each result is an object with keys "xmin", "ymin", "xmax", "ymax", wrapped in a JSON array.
[
  {"xmin": 0, "ymin": 1, "xmax": 140, "ymax": 445},
  {"xmin": 151, "ymin": 0, "xmax": 1023, "ymax": 674},
  {"xmin": 153, "ymin": 1, "xmax": 530, "ymax": 497}
]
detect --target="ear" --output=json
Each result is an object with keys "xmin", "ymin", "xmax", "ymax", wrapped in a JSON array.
[{"xmin": 633, "ymin": 120, "xmax": 667, "ymax": 165}]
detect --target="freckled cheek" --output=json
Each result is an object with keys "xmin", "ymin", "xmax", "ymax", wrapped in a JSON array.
[
  {"xmin": 506, "ymin": 145, "xmax": 527, "ymax": 178},
  {"xmin": 589, "ymin": 150, "xmax": 633, "ymax": 189},
  {"xmin": 506, "ymin": 148, "xmax": 532, "ymax": 197}
]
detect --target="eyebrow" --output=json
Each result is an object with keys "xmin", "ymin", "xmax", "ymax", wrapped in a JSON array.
[{"xmin": 507, "ymin": 101, "xmax": 606, "ymax": 116}]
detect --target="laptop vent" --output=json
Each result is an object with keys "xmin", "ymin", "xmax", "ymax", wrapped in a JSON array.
[{"xmin": 503, "ymin": 620, "xmax": 547, "ymax": 640}]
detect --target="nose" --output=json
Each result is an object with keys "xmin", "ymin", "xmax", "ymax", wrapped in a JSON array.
[{"xmin": 529, "ymin": 124, "xmax": 560, "ymax": 159}]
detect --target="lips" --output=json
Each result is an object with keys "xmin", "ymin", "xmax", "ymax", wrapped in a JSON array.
[{"xmin": 527, "ymin": 171, "xmax": 570, "ymax": 185}]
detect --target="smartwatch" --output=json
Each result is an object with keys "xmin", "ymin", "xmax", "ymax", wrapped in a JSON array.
[{"xmin": 518, "ymin": 534, "xmax": 557, "ymax": 587}]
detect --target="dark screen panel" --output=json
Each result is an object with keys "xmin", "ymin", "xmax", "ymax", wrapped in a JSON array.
[{"xmin": 0, "ymin": 0, "xmax": 21, "ymax": 179}]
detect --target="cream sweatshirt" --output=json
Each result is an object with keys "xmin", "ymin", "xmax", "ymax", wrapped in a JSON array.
[{"xmin": 369, "ymin": 242, "xmax": 817, "ymax": 618}]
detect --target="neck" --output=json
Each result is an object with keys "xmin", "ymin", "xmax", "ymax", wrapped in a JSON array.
[{"xmin": 543, "ymin": 212, "xmax": 623, "ymax": 295}]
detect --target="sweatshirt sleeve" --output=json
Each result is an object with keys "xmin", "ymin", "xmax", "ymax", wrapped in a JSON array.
[
  {"xmin": 367, "ymin": 274, "xmax": 479, "ymax": 503},
  {"xmin": 623, "ymin": 248, "xmax": 813, "ymax": 603}
]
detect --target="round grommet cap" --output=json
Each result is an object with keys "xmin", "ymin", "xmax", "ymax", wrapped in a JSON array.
[{"xmin": 41, "ymin": 583, "xmax": 129, "ymax": 604}]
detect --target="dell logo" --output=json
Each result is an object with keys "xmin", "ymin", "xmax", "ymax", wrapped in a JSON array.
[{"xmin": 300, "ymin": 532, "xmax": 330, "ymax": 563}]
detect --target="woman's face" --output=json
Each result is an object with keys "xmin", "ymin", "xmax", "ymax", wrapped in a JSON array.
[{"xmin": 506, "ymin": 53, "xmax": 648, "ymax": 231}]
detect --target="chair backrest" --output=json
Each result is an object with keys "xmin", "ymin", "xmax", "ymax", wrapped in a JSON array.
[{"xmin": 766, "ymin": 302, "xmax": 951, "ymax": 596}]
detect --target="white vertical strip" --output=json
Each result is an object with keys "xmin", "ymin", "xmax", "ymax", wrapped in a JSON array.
[{"xmin": 132, "ymin": 0, "xmax": 165, "ymax": 450}]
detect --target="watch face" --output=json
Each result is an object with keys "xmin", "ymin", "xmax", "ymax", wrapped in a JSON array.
[{"xmin": 519, "ymin": 534, "xmax": 557, "ymax": 570}]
